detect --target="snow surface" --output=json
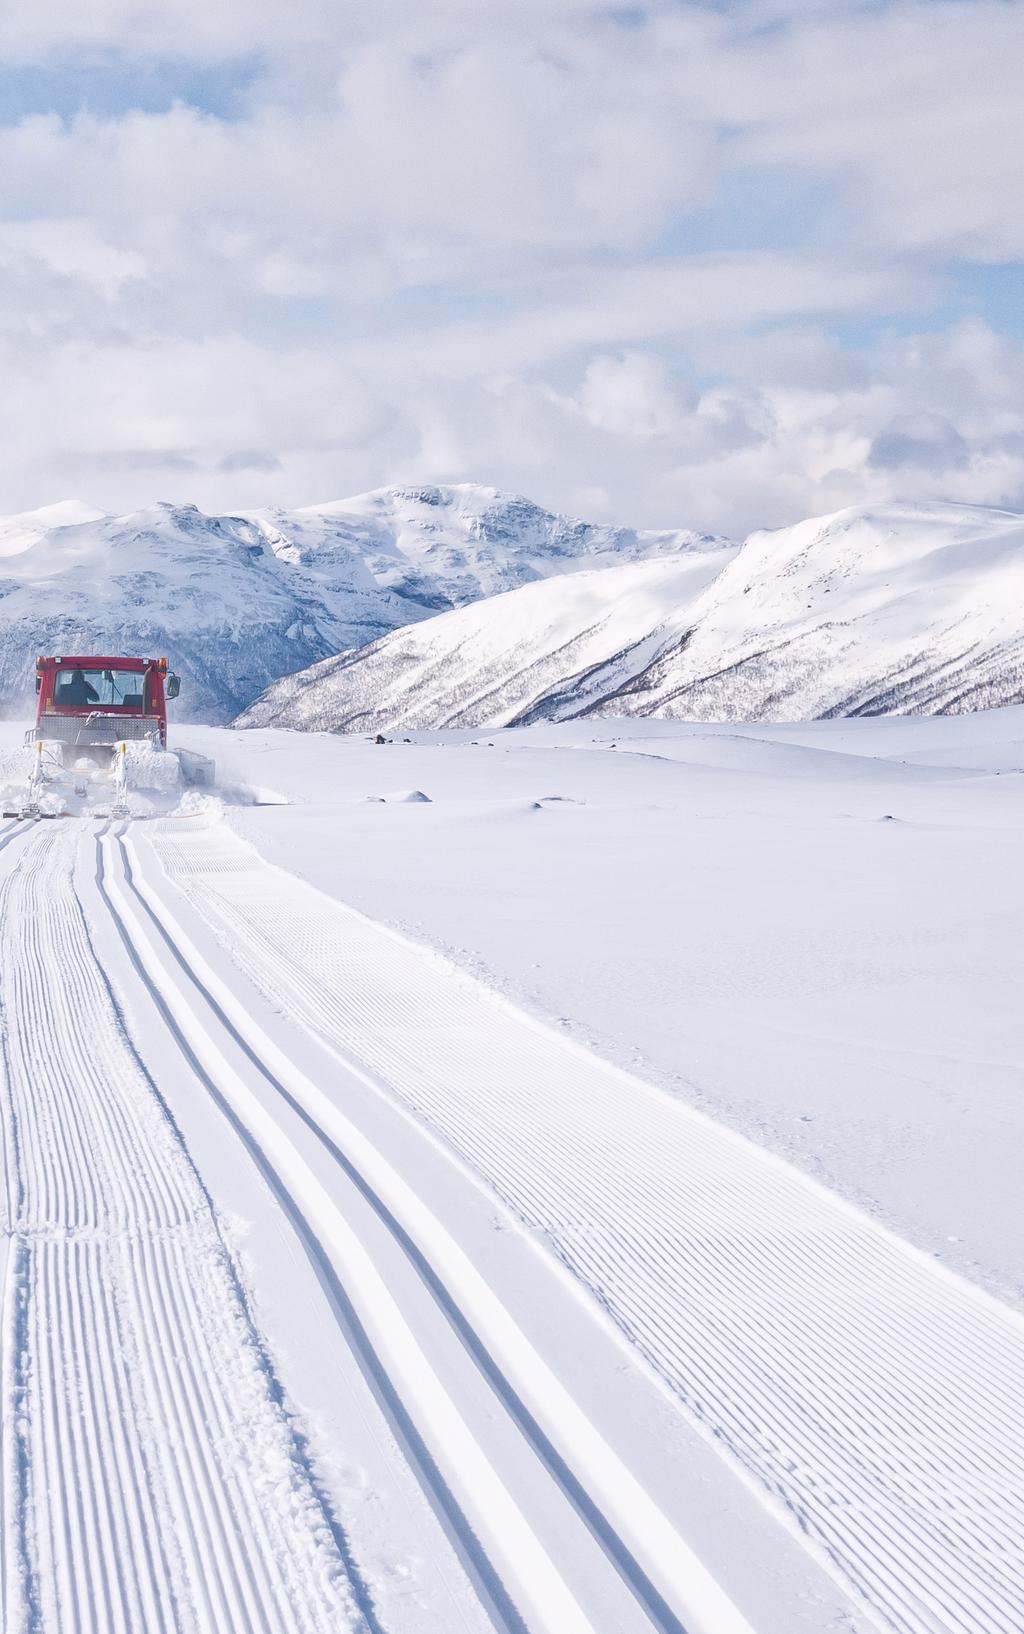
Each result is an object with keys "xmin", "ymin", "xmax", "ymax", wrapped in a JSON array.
[
  {"xmin": 185, "ymin": 709, "xmax": 1024, "ymax": 1302},
  {"xmin": 2, "ymin": 707, "xmax": 1023, "ymax": 1634},
  {"xmin": 0, "ymin": 485, "xmax": 716, "ymax": 725},
  {"xmin": 242, "ymin": 500, "xmax": 1024, "ymax": 730}
]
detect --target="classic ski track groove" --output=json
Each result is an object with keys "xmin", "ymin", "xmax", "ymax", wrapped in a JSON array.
[
  {"xmin": 144, "ymin": 816, "xmax": 1024, "ymax": 1634},
  {"xmin": 100, "ymin": 827, "xmax": 745, "ymax": 1634},
  {"xmin": 95, "ymin": 831, "xmax": 570, "ymax": 1634},
  {"xmin": 0, "ymin": 824, "xmax": 364, "ymax": 1634}
]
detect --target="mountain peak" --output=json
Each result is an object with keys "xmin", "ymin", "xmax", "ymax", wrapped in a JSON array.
[{"xmin": 0, "ymin": 487, "xmax": 714, "ymax": 722}]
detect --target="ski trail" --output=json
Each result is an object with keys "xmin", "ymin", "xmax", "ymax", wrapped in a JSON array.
[
  {"xmin": 147, "ymin": 816, "xmax": 1024, "ymax": 1634},
  {"xmin": 0, "ymin": 825, "xmax": 366, "ymax": 1634},
  {"xmin": 104, "ymin": 827, "xmax": 753, "ymax": 1634}
]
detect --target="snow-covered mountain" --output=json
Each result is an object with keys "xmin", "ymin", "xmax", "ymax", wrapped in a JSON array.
[
  {"xmin": 612, "ymin": 501, "xmax": 1024, "ymax": 721},
  {"xmin": 0, "ymin": 484, "xmax": 713, "ymax": 722},
  {"xmin": 252, "ymin": 484, "xmax": 716, "ymax": 609},
  {"xmin": 237, "ymin": 502, "xmax": 1024, "ymax": 731},
  {"xmin": 236, "ymin": 549, "xmax": 738, "ymax": 732}
]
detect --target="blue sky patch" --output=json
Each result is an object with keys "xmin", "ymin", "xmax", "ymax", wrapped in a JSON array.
[{"xmin": 0, "ymin": 55, "xmax": 260, "ymax": 126}]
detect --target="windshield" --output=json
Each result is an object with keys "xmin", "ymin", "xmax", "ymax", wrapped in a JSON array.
[{"xmin": 53, "ymin": 667, "xmax": 147, "ymax": 709}]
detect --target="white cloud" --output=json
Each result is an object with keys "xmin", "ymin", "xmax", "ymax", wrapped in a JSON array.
[
  {"xmin": 0, "ymin": 318, "xmax": 1019, "ymax": 540},
  {"xmin": 0, "ymin": 2, "xmax": 1020, "ymax": 530},
  {"xmin": 576, "ymin": 352, "xmax": 696, "ymax": 438},
  {"xmin": 709, "ymin": 2, "xmax": 1024, "ymax": 260},
  {"xmin": 0, "ymin": 2, "xmax": 634, "ymax": 61}
]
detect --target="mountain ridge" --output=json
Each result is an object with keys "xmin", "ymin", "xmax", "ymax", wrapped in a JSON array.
[
  {"xmin": 0, "ymin": 483, "xmax": 716, "ymax": 722},
  {"xmin": 236, "ymin": 500, "xmax": 1024, "ymax": 732}
]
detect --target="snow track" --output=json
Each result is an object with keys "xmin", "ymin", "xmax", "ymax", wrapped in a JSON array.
[
  {"xmin": 142, "ymin": 816, "xmax": 1024, "ymax": 1634},
  {"xmin": 0, "ymin": 825, "xmax": 364, "ymax": 1634},
  {"xmin": 4, "ymin": 792, "xmax": 1023, "ymax": 1634},
  {"xmin": 100, "ymin": 825, "xmax": 750, "ymax": 1634}
]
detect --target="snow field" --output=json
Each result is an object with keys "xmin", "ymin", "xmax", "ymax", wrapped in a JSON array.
[
  {"xmin": 207, "ymin": 715, "xmax": 1024, "ymax": 1298},
  {"xmin": 142, "ymin": 814, "xmax": 1024, "ymax": 1634},
  {"xmin": 2, "ymin": 708, "xmax": 1022, "ymax": 1634}
]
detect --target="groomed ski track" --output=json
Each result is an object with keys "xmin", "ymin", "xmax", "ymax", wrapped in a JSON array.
[
  {"xmin": 0, "ymin": 821, "xmax": 365, "ymax": 1634},
  {"xmin": 1, "ymin": 814, "xmax": 756, "ymax": 1634},
  {"xmin": 96, "ymin": 824, "xmax": 753, "ymax": 1634},
  {"xmin": 132, "ymin": 814, "xmax": 1024, "ymax": 1634},
  {"xmin": 2, "ymin": 805, "xmax": 1024, "ymax": 1634}
]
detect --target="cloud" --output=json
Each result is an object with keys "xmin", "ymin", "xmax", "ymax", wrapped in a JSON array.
[
  {"xmin": 71, "ymin": 449, "xmax": 203, "ymax": 473},
  {"xmin": 710, "ymin": 2, "xmax": 1024, "ymax": 260},
  {"xmin": 868, "ymin": 414, "xmax": 970, "ymax": 474},
  {"xmin": 0, "ymin": 316, "xmax": 1019, "ymax": 539},
  {"xmin": 0, "ymin": 2, "xmax": 619, "ymax": 62},
  {"xmin": 219, "ymin": 449, "xmax": 283, "ymax": 473},
  {"xmin": 0, "ymin": 3, "xmax": 1020, "ymax": 533},
  {"xmin": 577, "ymin": 352, "xmax": 696, "ymax": 438}
]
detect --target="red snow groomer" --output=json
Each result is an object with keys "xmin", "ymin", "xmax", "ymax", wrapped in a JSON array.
[{"xmin": 33, "ymin": 655, "xmax": 181, "ymax": 762}]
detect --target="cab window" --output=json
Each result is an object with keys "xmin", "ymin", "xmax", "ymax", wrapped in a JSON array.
[{"xmin": 54, "ymin": 668, "xmax": 146, "ymax": 709}]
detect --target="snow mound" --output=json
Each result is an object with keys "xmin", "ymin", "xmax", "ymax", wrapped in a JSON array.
[
  {"xmin": 124, "ymin": 741, "xmax": 182, "ymax": 793},
  {"xmin": 0, "ymin": 741, "xmax": 31, "ymax": 791},
  {"xmin": 0, "ymin": 745, "xmax": 46, "ymax": 814}
]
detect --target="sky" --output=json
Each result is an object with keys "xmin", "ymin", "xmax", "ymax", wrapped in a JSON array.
[{"xmin": 0, "ymin": 0, "xmax": 1022, "ymax": 537}]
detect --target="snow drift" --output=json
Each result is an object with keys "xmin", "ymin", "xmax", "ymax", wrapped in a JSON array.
[{"xmin": 237, "ymin": 501, "xmax": 1024, "ymax": 731}]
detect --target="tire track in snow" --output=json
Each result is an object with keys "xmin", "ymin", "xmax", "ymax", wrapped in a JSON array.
[
  {"xmin": 147, "ymin": 816, "xmax": 1024, "ymax": 1634},
  {"xmin": 0, "ymin": 825, "xmax": 368, "ymax": 1634}
]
